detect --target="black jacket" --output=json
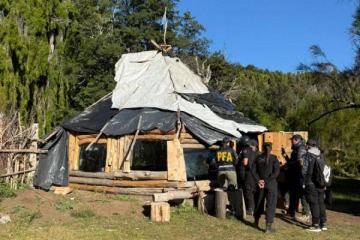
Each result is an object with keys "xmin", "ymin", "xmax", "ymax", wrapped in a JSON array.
[
  {"xmin": 215, "ymin": 147, "xmax": 238, "ymax": 171},
  {"xmin": 252, "ymin": 154, "xmax": 280, "ymax": 189}
]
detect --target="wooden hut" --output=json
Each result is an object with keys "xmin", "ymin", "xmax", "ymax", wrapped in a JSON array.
[{"xmin": 34, "ymin": 50, "xmax": 268, "ymax": 203}]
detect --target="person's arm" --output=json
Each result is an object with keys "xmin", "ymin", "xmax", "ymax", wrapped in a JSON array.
[
  {"xmin": 266, "ymin": 156, "xmax": 280, "ymax": 182},
  {"xmin": 281, "ymin": 147, "xmax": 290, "ymax": 162},
  {"xmin": 242, "ymin": 149, "xmax": 251, "ymax": 166},
  {"xmin": 251, "ymin": 157, "xmax": 260, "ymax": 183},
  {"xmin": 232, "ymin": 149, "xmax": 239, "ymax": 166},
  {"xmin": 301, "ymin": 153, "xmax": 309, "ymax": 186}
]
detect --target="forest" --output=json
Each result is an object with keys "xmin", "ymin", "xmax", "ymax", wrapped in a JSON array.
[{"xmin": 0, "ymin": 0, "xmax": 359, "ymax": 177}]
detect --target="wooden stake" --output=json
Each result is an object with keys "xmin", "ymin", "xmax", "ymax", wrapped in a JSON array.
[
  {"xmin": 123, "ymin": 116, "xmax": 142, "ymax": 173},
  {"xmin": 0, "ymin": 168, "xmax": 36, "ymax": 178},
  {"xmin": 0, "ymin": 149, "xmax": 48, "ymax": 154}
]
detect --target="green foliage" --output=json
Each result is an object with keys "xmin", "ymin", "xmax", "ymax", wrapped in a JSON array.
[
  {"xmin": 0, "ymin": 182, "xmax": 17, "ymax": 199},
  {"xmin": 55, "ymin": 198, "xmax": 75, "ymax": 212},
  {"xmin": 71, "ymin": 207, "xmax": 96, "ymax": 218},
  {"xmin": 171, "ymin": 203, "xmax": 198, "ymax": 219}
]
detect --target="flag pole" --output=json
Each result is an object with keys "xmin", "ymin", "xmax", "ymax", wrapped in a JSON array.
[{"xmin": 163, "ymin": 7, "xmax": 167, "ymax": 45}]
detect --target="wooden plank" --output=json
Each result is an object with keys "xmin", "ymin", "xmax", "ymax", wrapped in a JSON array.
[
  {"xmin": 78, "ymin": 138, "xmax": 106, "ymax": 146},
  {"xmin": 150, "ymin": 202, "xmax": 170, "ymax": 222},
  {"xmin": 128, "ymin": 135, "xmax": 175, "ymax": 140},
  {"xmin": 180, "ymin": 133, "xmax": 193, "ymax": 139},
  {"xmin": 0, "ymin": 149, "xmax": 48, "ymax": 154},
  {"xmin": 118, "ymin": 136, "xmax": 125, "ymax": 169},
  {"xmin": 73, "ymin": 136, "xmax": 80, "ymax": 170},
  {"xmin": 257, "ymin": 133, "xmax": 264, "ymax": 152},
  {"xmin": 153, "ymin": 191, "xmax": 193, "ymax": 202},
  {"xmin": 68, "ymin": 133, "xmax": 76, "ymax": 171},
  {"xmin": 181, "ymin": 144, "xmax": 219, "ymax": 150},
  {"xmin": 69, "ymin": 177, "xmax": 179, "ymax": 188},
  {"xmin": 105, "ymin": 138, "xmax": 112, "ymax": 172},
  {"xmin": 180, "ymin": 138, "xmax": 201, "ymax": 144},
  {"xmin": 167, "ymin": 139, "xmax": 187, "ymax": 181},
  {"xmin": 77, "ymin": 134, "xmax": 98, "ymax": 140},
  {"xmin": 69, "ymin": 183, "xmax": 166, "ymax": 195},
  {"xmin": 69, "ymin": 171, "xmax": 115, "ymax": 179},
  {"xmin": 114, "ymin": 170, "xmax": 168, "ymax": 180},
  {"xmin": 146, "ymin": 129, "xmax": 176, "ymax": 135}
]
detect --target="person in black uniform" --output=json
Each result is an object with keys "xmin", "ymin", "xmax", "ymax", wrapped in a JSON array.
[
  {"xmin": 281, "ymin": 134, "xmax": 310, "ymax": 220},
  {"xmin": 252, "ymin": 142, "xmax": 280, "ymax": 234},
  {"xmin": 242, "ymin": 139, "xmax": 259, "ymax": 215},
  {"xmin": 216, "ymin": 137, "xmax": 238, "ymax": 190},
  {"xmin": 237, "ymin": 135, "xmax": 250, "ymax": 187}
]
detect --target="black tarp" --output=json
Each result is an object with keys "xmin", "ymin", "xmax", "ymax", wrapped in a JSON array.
[
  {"xmin": 180, "ymin": 91, "xmax": 259, "ymax": 125},
  {"xmin": 33, "ymin": 126, "xmax": 69, "ymax": 190},
  {"xmin": 61, "ymin": 95, "xmax": 119, "ymax": 133},
  {"xmin": 103, "ymin": 108, "xmax": 177, "ymax": 136}
]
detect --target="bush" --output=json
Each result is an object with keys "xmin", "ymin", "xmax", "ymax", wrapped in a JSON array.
[{"xmin": 0, "ymin": 182, "xmax": 17, "ymax": 199}]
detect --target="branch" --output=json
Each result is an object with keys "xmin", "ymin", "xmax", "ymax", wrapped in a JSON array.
[{"xmin": 308, "ymin": 104, "xmax": 360, "ymax": 125}]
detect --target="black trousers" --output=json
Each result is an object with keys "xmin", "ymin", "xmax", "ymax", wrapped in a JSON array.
[
  {"xmin": 254, "ymin": 186, "xmax": 277, "ymax": 224},
  {"xmin": 288, "ymin": 182, "xmax": 310, "ymax": 216},
  {"xmin": 305, "ymin": 185, "xmax": 327, "ymax": 225},
  {"xmin": 243, "ymin": 172, "xmax": 256, "ymax": 212}
]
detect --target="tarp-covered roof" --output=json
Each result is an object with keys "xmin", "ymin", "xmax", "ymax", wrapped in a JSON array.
[{"xmin": 111, "ymin": 50, "xmax": 266, "ymax": 138}]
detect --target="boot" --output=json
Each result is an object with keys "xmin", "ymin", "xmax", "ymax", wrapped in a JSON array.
[
  {"xmin": 254, "ymin": 218, "xmax": 259, "ymax": 228},
  {"xmin": 265, "ymin": 222, "xmax": 275, "ymax": 234}
]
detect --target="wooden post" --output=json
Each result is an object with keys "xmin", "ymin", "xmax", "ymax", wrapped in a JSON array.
[
  {"xmin": 227, "ymin": 189, "xmax": 246, "ymax": 220},
  {"xmin": 151, "ymin": 202, "xmax": 170, "ymax": 222},
  {"xmin": 214, "ymin": 188, "xmax": 227, "ymax": 219},
  {"xmin": 28, "ymin": 123, "xmax": 38, "ymax": 184}
]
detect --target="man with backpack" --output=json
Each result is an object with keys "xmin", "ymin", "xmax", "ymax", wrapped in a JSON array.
[{"xmin": 301, "ymin": 139, "xmax": 328, "ymax": 232}]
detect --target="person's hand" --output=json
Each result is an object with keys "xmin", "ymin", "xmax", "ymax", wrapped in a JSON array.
[
  {"xmin": 302, "ymin": 185, "xmax": 305, "ymax": 189},
  {"xmin": 258, "ymin": 180, "xmax": 265, "ymax": 189}
]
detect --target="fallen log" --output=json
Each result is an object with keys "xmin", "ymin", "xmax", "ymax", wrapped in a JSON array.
[
  {"xmin": 69, "ymin": 177, "xmax": 179, "ymax": 188},
  {"xmin": 0, "ymin": 168, "xmax": 36, "ymax": 178},
  {"xmin": 68, "ymin": 183, "xmax": 171, "ymax": 195},
  {"xmin": 69, "ymin": 170, "xmax": 168, "ymax": 180},
  {"xmin": 0, "ymin": 149, "xmax": 48, "ymax": 154},
  {"xmin": 153, "ymin": 191, "xmax": 194, "ymax": 202}
]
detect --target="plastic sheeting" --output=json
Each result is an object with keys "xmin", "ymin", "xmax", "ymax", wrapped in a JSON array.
[
  {"xmin": 111, "ymin": 51, "xmax": 267, "ymax": 137},
  {"xmin": 33, "ymin": 126, "xmax": 69, "ymax": 190},
  {"xmin": 103, "ymin": 108, "xmax": 177, "ymax": 136},
  {"xmin": 61, "ymin": 94, "xmax": 118, "ymax": 133}
]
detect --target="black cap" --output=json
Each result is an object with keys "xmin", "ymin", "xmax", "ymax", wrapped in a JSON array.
[
  {"xmin": 248, "ymin": 139, "xmax": 258, "ymax": 146},
  {"xmin": 290, "ymin": 134, "xmax": 303, "ymax": 140},
  {"xmin": 263, "ymin": 142, "xmax": 272, "ymax": 147},
  {"xmin": 306, "ymin": 139, "xmax": 317, "ymax": 146},
  {"xmin": 222, "ymin": 137, "xmax": 230, "ymax": 143}
]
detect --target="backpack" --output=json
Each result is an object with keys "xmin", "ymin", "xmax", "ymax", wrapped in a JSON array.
[{"xmin": 311, "ymin": 154, "xmax": 332, "ymax": 188}]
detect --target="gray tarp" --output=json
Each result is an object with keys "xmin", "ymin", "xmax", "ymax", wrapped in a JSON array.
[{"xmin": 33, "ymin": 126, "xmax": 69, "ymax": 190}]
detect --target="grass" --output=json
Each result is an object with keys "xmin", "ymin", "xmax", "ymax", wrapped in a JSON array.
[
  {"xmin": 113, "ymin": 195, "xmax": 141, "ymax": 203},
  {"xmin": 70, "ymin": 207, "xmax": 96, "ymax": 218},
  {"xmin": 0, "ymin": 177, "xmax": 359, "ymax": 240},
  {"xmin": 55, "ymin": 198, "xmax": 75, "ymax": 212},
  {"xmin": 0, "ymin": 182, "xmax": 17, "ymax": 199}
]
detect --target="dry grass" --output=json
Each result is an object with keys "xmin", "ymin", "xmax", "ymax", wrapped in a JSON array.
[{"xmin": 0, "ymin": 177, "xmax": 359, "ymax": 240}]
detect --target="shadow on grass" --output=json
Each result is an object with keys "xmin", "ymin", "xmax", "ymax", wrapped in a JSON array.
[
  {"xmin": 327, "ymin": 176, "xmax": 360, "ymax": 216},
  {"xmin": 275, "ymin": 213, "xmax": 308, "ymax": 229}
]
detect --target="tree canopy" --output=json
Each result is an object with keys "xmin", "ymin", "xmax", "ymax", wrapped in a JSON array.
[{"xmin": 0, "ymin": 0, "xmax": 359, "ymax": 176}]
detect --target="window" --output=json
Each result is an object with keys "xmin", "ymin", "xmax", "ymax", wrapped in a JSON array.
[
  {"xmin": 183, "ymin": 149, "xmax": 216, "ymax": 180},
  {"xmin": 131, "ymin": 140, "xmax": 167, "ymax": 171},
  {"xmin": 78, "ymin": 143, "xmax": 107, "ymax": 172}
]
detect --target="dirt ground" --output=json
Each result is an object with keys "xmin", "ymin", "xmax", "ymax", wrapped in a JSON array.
[
  {"xmin": 0, "ymin": 189, "xmax": 147, "ymax": 225},
  {"xmin": 0, "ymin": 188, "xmax": 359, "ymax": 227}
]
